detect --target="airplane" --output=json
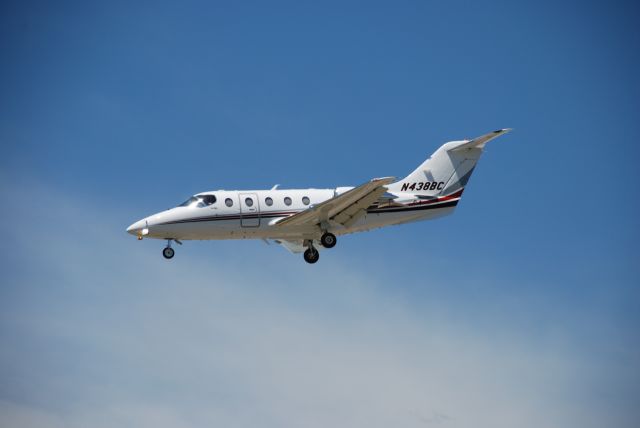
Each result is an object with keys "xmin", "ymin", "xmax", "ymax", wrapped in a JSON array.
[{"xmin": 127, "ymin": 129, "xmax": 511, "ymax": 263}]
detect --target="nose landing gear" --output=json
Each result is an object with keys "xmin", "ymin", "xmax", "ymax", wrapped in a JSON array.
[
  {"xmin": 162, "ymin": 247, "xmax": 175, "ymax": 259},
  {"xmin": 162, "ymin": 239, "xmax": 182, "ymax": 260}
]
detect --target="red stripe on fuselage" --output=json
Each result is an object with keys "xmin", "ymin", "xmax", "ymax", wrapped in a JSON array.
[{"xmin": 408, "ymin": 188, "xmax": 464, "ymax": 207}]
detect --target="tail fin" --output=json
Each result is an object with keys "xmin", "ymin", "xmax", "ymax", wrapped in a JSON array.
[{"xmin": 386, "ymin": 129, "xmax": 511, "ymax": 197}]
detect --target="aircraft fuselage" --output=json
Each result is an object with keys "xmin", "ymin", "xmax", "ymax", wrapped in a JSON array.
[{"xmin": 128, "ymin": 187, "xmax": 458, "ymax": 241}]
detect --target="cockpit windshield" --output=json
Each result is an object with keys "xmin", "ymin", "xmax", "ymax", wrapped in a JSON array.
[
  {"xmin": 178, "ymin": 194, "xmax": 217, "ymax": 208},
  {"xmin": 178, "ymin": 196, "xmax": 201, "ymax": 207}
]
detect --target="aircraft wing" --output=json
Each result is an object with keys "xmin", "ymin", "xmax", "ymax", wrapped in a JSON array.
[
  {"xmin": 274, "ymin": 176, "xmax": 395, "ymax": 228},
  {"xmin": 452, "ymin": 128, "xmax": 512, "ymax": 151}
]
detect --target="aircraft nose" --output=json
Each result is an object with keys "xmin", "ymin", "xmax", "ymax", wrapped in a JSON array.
[{"xmin": 126, "ymin": 219, "xmax": 146, "ymax": 235}]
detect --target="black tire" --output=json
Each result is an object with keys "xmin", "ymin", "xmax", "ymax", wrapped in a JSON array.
[
  {"xmin": 162, "ymin": 247, "xmax": 175, "ymax": 259},
  {"xmin": 320, "ymin": 232, "xmax": 337, "ymax": 248},
  {"xmin": 303, "ymin": 248, "xmax": 320, "ymax": 264}
]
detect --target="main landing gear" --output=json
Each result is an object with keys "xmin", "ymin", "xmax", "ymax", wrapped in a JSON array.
[
  {"xmin": 162, "ymin": 239, "xmax": 181, "ymax": 260},
  {"xmin": 302, "ymin": 233, "xmax": 337, "ymax": 264},
  {"xmin": 303, "ymin": 246, "xmax": 320, "ymax": 264},
  {"xmin": 320, "ymin": 232, "xmax": 336, "ymax": 248}
]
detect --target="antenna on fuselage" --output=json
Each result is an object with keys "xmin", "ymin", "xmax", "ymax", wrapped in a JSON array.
[{"xmin": 271, "ymin": 184, "xmax": 280, "ymax": 190}]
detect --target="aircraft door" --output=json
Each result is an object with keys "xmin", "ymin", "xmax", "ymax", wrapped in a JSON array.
[{"xmin": 239, "ymin": 193, "xmax": 260, "ymax": 227}]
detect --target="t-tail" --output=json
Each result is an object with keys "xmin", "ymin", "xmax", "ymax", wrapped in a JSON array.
[{"xmin": 386, "ymin": 129, "xmax": 512, "ymax": 201}]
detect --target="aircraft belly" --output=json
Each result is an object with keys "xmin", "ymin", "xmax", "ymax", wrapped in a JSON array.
[
  {"xmin": 149, "ymin": 218, "xmax": 240, "ymax": 240},
  {"xmin": 148, "ymin": 216, "xmax": 311, "ymax": 241}
]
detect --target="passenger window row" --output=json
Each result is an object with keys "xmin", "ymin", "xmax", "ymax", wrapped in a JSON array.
[{"xmin": 223, "ymin": 196, "xmax": 311, "ymax": 207}]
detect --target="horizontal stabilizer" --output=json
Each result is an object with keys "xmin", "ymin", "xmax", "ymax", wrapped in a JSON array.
[{"xmin": 451, "ymin": 128, "xmax": 512, "ymax": 151}]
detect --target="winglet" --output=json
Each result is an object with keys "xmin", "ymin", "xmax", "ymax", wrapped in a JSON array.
[{"xmin": 451, "ymin": 128, "xmax": 512, "ymax": 151}]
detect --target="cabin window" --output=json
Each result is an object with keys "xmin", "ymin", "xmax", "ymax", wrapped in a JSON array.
[
  {"xmin": 302, "ymin": 196, "xmax": 310, "ymax": 205},
  {"xmin": 245, "ymin": 197, "xmax": 254, "ymax": 207},
  {"xmin": 201, "ymin": 195, "xmax": 216, "ymax": 206},
  {"xmin": 284, "ymin": 197, "xmax": 292, "ymax": 206},
  {"xmin": 265, "ymin": 197, "xmax": 273, "ymax": 206},
  {"xmin": 225, "ymin": 198, "xmax": 233, "ymax": 207}
]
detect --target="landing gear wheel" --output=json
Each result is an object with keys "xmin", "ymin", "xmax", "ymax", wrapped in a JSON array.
[
  {"xmin": 303, "ymin": 248, "xmax": 320, "ymax": 264},
  {"xmin": 320, "ymin": 232, "xmax": 337, "ymax": 248},
  {"xmin": 162, "ymin": 247, "xmax": 175, "ymax": 259}
]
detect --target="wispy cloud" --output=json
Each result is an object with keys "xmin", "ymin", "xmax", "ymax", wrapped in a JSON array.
[{"xmin": 0, "ymin": 177, "xmax": 635, "ymax": 428}]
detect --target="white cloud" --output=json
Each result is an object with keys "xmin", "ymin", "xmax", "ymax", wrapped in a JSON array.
[{"xmin": 0, "ymin": 178, "xmax": 635, "ymax": 428}]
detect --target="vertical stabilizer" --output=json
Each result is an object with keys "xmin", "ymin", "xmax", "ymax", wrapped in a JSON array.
[{"xmin": 385, "ymin": 129, "xmax": 511, "ymax": 197}]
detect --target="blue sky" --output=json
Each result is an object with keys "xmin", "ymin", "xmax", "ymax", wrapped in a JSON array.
[{"xmin": 1, "ymin": 1, "xmax": 639, "ymax": 427}]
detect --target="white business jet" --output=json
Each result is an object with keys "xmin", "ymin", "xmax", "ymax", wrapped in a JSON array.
[{"xmin": 127, "ymin": 129, "xmax": 511, "ymax": 263}]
